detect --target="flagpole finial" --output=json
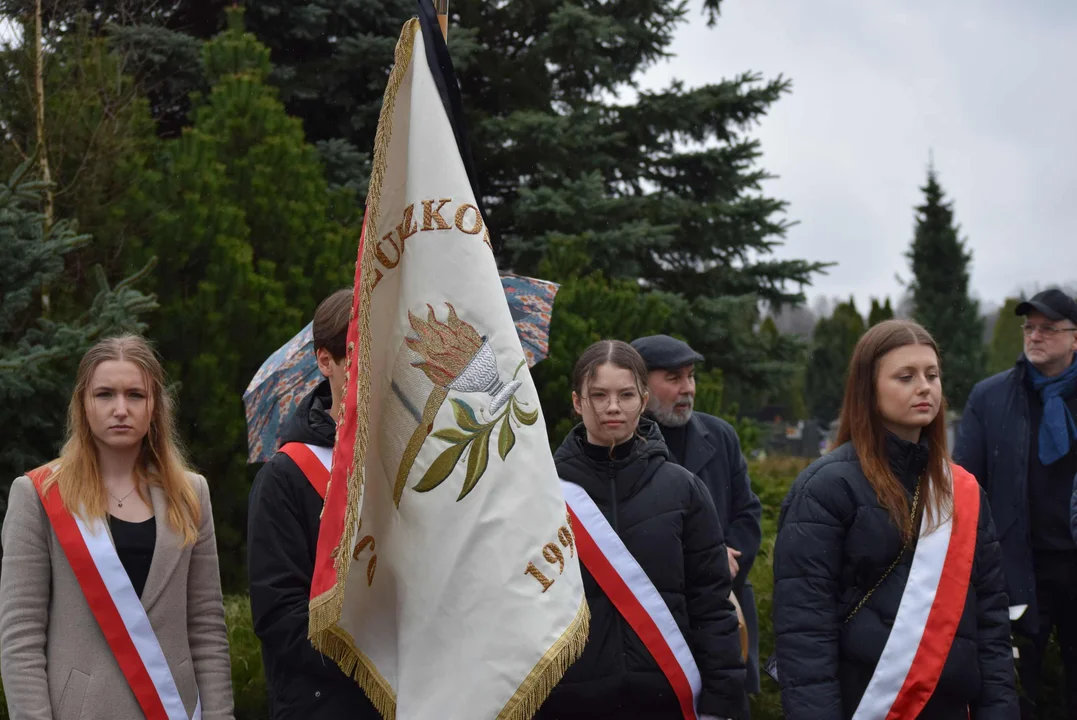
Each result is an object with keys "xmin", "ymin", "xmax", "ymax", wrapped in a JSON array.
[{"xmin": 435, "ymin": 0, "xmax": 449, "ymax": 40}]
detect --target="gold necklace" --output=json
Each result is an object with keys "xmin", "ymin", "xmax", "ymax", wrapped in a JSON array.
[{"xmin": 108, "ymin": 486, "xmax": 138, "ymax": 508}]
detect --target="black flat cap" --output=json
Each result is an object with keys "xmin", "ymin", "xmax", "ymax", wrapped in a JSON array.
[
  {"xmin": 630, "ymin": 335, "xmax": 704, "ymax": 371},
  {"xmin": 1015, "ymin": 289, "xmax": 1077, "ymax": 325}
]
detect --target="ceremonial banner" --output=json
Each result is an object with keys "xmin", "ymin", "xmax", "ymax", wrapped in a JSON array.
[{"xmin": 307, "ymin": 5, "xmax": 589, "ymax": 719}]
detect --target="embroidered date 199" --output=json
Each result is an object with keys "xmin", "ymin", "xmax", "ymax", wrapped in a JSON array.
[{"xmin": 525, "ymin": 515, "xmax": 576, "ymax": 593}]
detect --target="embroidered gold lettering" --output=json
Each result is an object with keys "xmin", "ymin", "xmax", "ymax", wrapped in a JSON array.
[
  {"xmin": 396, "ymin": 203, "xmax": 418, "ymax": 245},
  {"xmin": 375, "ymin": 232, "xmax": 401, "ymax": 269},
  {"xmin": 422, "ymin": 199, "xmax": 453, "ymax": 231},
  {"xmin": 543, "ymin": 543, "xmax": 565, "ymax": 574},
  {"xmin": 558, "ymin": 525, "xmax": 575, "ymax": 557},
  {"xmin": 525, "ymin": 562, "xmax": 555, "ymax": 592},
  {"xmin": 526, "ymin": 520, "xmax": 577, "ymax": 592},
  {"xmin": 352, "ymin": 527, "xmax": 379, "ymax": 585},
  {"xmin": 366, "ymin": 556, "xmax": 377, "ymax": 586},
  {"xmin": 352, "ymin": 534, "xmax": 376, "ymax": 560},
  {"xmin": 454, "ymin": 204, "xmax": 483, "ymax": 235}
]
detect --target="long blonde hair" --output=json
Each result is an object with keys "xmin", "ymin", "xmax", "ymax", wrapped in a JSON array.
[{"xmin": 43, "ymin": 335, "xmax": 201, "ymax": 545}]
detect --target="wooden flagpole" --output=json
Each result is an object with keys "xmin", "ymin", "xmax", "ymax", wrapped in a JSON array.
[{"xmin": 435, "ymin": 0, "xmax": 449, "ymax": 39}]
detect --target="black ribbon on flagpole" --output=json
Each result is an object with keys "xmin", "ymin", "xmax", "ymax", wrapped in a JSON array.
[{"xmin": 415, "ymin": 0, "xmax": 497, "ymax": 253}]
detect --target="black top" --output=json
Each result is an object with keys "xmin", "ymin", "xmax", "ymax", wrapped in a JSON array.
[
  {"xmin": 655, "ymin": 420, "xmax": 689, "ymax": 466},
  {"xmin": 109, "ymin": 515, "xmax": 156, "ymax": 598},
  {"xmin": 539, "ymin": 419, "xmax": 744, "ymax": 720},
  {"xmin": 773, "ymin": 435, "xmax": 1017, "ymax": 719},
  {"xmin": 1026, "ymin": 387, "xmax": 1077, "ymax": 552},
  {"xmin": 581, "ymin": 437, "xmax": 635, "ymax": 463}
]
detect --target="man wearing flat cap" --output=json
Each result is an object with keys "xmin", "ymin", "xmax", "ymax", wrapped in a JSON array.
[
  {"xmin": 955, "ymin": 288, "xmax": 1077, "ymax": 718},
  {"xmin": 631, "ymin": 334, "xmax": 763, "ymax": 711}
]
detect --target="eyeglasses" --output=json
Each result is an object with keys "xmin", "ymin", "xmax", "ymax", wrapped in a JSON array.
[
  {"xmin": 585, "ymin": 390, "xmax": 642, "ymax": 413},
  {"xmin": 1022, "ymin": 323, "xmax": 1077, "ymax": 338}
]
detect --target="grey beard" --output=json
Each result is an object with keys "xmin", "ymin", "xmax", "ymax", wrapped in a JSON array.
[{"xmin": 650, "ymin": 399, "xmax": 693, "ymax": 428}]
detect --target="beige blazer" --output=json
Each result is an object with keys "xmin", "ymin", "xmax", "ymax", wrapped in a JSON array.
[{"xmin": 0, "ymin": 473, "xmax": 234, "ymax": 720}]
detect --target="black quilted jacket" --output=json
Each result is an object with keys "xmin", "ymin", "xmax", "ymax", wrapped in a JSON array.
[
  {"xmin": 537, "ymin": 419, "xmax": 745, "ymax": 719},
  {"xmin": 772, "ymin": 435, "xmax": 1018, "ymax": 719}
]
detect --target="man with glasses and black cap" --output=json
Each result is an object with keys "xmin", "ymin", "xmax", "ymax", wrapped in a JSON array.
[
  {"xmin": 631, "ymin": 334, "xmax": 762, "ymax": 716},
  {"xmin": 955, "ymin": 288, "xmax": 1077, "ymax": 719}
]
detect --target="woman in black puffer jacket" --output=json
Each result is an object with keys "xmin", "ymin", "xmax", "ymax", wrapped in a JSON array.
[
  {"xmin": 773, "ymin": 320, "xmax": 1017, "ymax": 719},
  {"xmin": 537, "ymin": 340, "xmax": 745, "ymax": 720}
]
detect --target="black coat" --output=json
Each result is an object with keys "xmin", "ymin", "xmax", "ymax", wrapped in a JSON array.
[
  {"xmin": 667, "ymin": 412, "xmax": 762, "ymax": 693},
  {"xmin": 772, "ymin": 436, "xmax": 1018, "ymax": 720},
  {"xmin": 538, "ymin": 419, "xmax": 745, "ymax": 720},
  {"xmin": 247, "ymin": 381, "xmax": 379, "ymax": 720},
  {"xmin": 954, "ymin": 357, "xmax": 1077, "ymax": 635}
]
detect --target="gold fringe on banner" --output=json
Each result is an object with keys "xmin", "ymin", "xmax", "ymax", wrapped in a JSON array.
[
  {"xmin": 308, "ymin": 16, "xmax": 419, "ymax": 717},
  {"xmin": 310, "ymin": 15, "xmax": 589, "ymax": 720},
  {"xmin": 496, "ymin": 599, "xmax": 591, "ymax": 720},
  {"xmin": 314, "ymin": 626, "xmax": 398, "ymax": 719}
]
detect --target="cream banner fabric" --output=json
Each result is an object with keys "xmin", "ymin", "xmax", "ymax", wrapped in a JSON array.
[{"xmin": 309, "ymin": 17, "xmax": 588, "ymax": 720}]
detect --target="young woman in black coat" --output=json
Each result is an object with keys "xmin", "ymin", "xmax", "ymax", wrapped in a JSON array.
[
  {"xmin": 537, "ymin": 340, "xmax": 745, "ymax": 720},
  {"xmin": 772, "ymin": 320, "xmax": 1018, "ymax": 719}
]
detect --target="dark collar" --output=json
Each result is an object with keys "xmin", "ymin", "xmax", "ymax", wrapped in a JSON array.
[
  {"xmin": 680, "ymin": 413, "xmax": 716, "ymax": 475},
  {"xmin": 885, "ymin": 433, "xmax": 930, "ymax": 491}
]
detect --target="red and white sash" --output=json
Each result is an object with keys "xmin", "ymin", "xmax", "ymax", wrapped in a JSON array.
[
  {"xmin": 852, "ymin": 463, "xmax": 981, "ymax": 720},
  {"xmin": 27, "ymin": 466, "xmax": 201, "ymax": 720},
  {"xmin": 562, "ymin": 480, "xmax": 702, "ymax": 720},
  {"xmin": 278, "ymin": 442, "xmax": 333, "ymax": 499}
]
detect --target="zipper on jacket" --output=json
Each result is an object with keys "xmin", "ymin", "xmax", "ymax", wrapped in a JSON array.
[
  {"xmin": 606, "ymin": 461, "xmax": 627, "ymax": 673},
  {"xmin": 608, "ymin": 464, "xmax": 618, "ymax": 532}
]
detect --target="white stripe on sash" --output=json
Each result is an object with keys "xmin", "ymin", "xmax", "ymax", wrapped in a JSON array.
[
  {"xmin": 75, "ymin": 515, "xmax": 202, "ymax": 720},
  {"xmin": 851, "ymin": 507, "xmax": 953, "ymax": 720},
  {"xmin": 306, "ymin": 443, "xmax": 333, "ymax": 471},
  {"xmin": 562, "ymin": 481, "xmax": 702, "ymax": 711}
]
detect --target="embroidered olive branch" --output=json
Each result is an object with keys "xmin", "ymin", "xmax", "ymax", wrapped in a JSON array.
[{"xmin": 413, "ymin": 362, "xmax": 538, "ymax": 501}]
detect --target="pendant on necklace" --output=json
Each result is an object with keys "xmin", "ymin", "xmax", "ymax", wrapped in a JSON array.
[{"xmin": 118, "ymin": 501, "xmax": 123, "ymax": 507}]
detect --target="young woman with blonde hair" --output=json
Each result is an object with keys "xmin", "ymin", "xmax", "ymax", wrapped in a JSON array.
[
  {"xmin": 772, "ymin": 320, "xmax": 1017, "ymax": 719},
  {"xmin": 1, "ymin": 334, "xmax": 233, "ymax": 719}
]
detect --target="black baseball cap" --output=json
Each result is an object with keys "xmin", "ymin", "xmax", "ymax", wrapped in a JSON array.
[
  {"xmin": 630, "ymin": 335, "xmax": 704, "ymax": 371},
  {"xmin": 1015, "ymin": 289, "xmax": 1077, "ymax": 325}
]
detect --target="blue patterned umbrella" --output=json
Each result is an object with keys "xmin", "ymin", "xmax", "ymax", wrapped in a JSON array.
[{"xmin": 243, "ymin": 273, "xmax": 559, "ymax": 463}]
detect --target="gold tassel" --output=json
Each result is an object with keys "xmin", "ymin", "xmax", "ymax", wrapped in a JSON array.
[
  {"xmin": 308, "ymin": 13, "xmax": 418, "ymax": 650},
  {"xmin": 310, "ymin": 630, "xmax": 397, "ymax": 719},
  {"xmin": 310, "ymin": 17, "xmax": 592, "ymax": 720},
  {"xmin": 496, "ymin": 598, "xmax": 592, "ymax": 720}
]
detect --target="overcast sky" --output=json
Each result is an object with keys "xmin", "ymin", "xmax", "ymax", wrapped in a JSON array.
[{"xmin": 638, "ymin": 0, "xmax": 1077, "ymax": 312}]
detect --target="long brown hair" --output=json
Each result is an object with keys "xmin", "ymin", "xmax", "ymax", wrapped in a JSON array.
[
  {"xmin": 43, "ymin": 335, "xmax": 202, "ymax": 545},
  {"xmin": 835, "ymin": 320, "xmax": 952, "ymax": 541},
  {"xmin": 571, "ymin": 340, "xmax": 649, "ymax": 399}
]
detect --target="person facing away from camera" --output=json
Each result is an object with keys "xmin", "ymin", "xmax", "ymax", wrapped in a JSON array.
[
  {"xmin": 536, "ymin": 339, "xmax": 745, "ymax": 720},
  {"xmin": 773, "ymin": 320, "xmax": 1017, "ymax": 719},
  {"xmin": 0, "ymin": 334, "xmax": 234, "ymax": 720},
  {"xmin": 247, "ymin": 288, "xmax": 379, "ymax": 719}
]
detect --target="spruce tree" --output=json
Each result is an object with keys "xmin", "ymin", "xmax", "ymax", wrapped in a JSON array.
[
  {"xmin": 0, "ymin": 14, "xmax": 160, "ymax": 311},
  {"xmin": 117, "ymin": 12, "xmax": 360, "ymax": 587},
  {"xmin": 804, "ymin": 299, "xmax": 865, "ymax": 423},
  {"xmin": 0, "ymin": 159, "xmax": 155, "ymax": 516},
  {"xmin": 988, "ymin": 297, "xmax": 1025, "ymax": 376},
  {"xmin": 54, "ymin": 0, "xmax": 826, "ymax": 409},
  {"xmin": 868, "ymin": 298, "xmax": 894, "ymax": 326},
  {"xmin": 907, "ymin": 169, "xmax": 985, "ymax": 409}
]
